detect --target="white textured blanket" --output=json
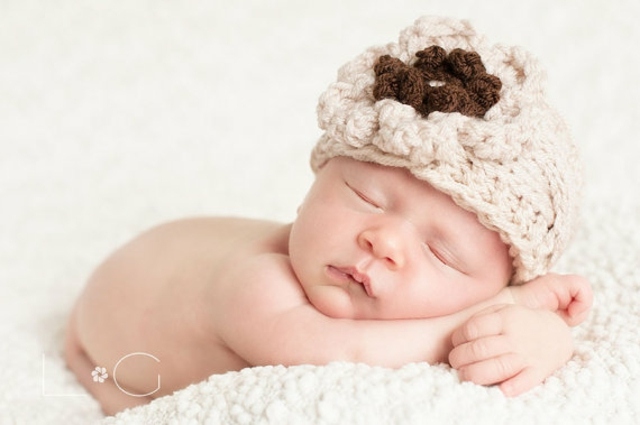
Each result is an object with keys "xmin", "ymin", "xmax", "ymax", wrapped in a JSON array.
[{"xmin": 2, "ymin": 1, "xmax": 639, "ymax": 424}]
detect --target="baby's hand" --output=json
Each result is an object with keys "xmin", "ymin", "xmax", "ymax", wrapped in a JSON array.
[
  {"xmin": 449, "ymin": 304, "xmax": 573, "ymax": 397},
  {"xmin": 506, "ymin": 273, "xmax": 593, "ymax": 326}
]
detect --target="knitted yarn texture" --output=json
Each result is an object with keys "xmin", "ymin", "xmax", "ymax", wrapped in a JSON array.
[{"xmin": 311, "ymin": 16, "xmax": 582, "ymax": 284}]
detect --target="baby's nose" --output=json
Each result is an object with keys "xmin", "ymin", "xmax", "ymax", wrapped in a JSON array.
[{"xmin": 358, "ymin": 221, "xmax": 409, "ymax": 270}]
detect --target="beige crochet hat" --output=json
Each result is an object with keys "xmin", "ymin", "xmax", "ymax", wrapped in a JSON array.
[{"xmin": 311, "ymin": 16, "xmax": 582, "ymax": 284}]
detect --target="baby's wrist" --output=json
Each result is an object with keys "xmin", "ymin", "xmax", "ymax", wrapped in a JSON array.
[{"xmin": 497, "ymin": 286, "xmax": 517, "ymax": 305}]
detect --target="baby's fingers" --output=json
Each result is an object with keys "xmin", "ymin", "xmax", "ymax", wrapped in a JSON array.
[
  {"xmin": 456, "ymin": 353, "xmax": 526, "ymax": 387},
  {"xmin": 554, "ymin": 274, "xmax": 593, "ymax": 326},
  {"xmin": 449, "ymin": 334, "xmax": 511, "ymax": 369},
  {"xmin": 451, "ymin": 305, "xmax": 508, "ymax": 347},
  {"xmin": 566, "ymin": 282, "xmax": 594, "ymax": 326},
  {"xmin": 499, "ymin": 367, "xmax": 544, "ymax": 397},
  {"xmin": 558, "ymin": 303, "xmax": 591, "ymax": 327},
  {"xmin": 553, "ymin": 280, "xmax": 593, "ymax": 326}
]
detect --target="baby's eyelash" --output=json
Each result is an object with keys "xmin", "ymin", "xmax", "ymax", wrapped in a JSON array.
[
  {"xmin": 356, "ymin": 191, "xmax": 378, "ymax": 207},
  {"xmin": 425, "ymin": 243, "xmax": 456, "ymax": 270},
  {"xmin": 428, "ymin": 245, "xmax": 448, "ymax": 265},
  {"xmin": 347, "ymin": 183, "xmax": 380, "ymax": 208}
]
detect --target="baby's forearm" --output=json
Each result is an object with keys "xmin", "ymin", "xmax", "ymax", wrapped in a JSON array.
[
  {"xmin": 221, "ymin": 252, "xmax": 517, "ymax": 369},
  {"xmin": 339, "ymin": 274, "xmax": 594, "ymax": 368},
  {"xmin": 352, "ymin": 288, "xmax": 514, "ymax": 366},
  {"xmin": 247, "ymin": 291, "xmax": 512, "ymax": 367}
]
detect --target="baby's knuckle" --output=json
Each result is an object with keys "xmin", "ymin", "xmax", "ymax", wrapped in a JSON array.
[
  {"xmin": 469, "ymin": 339, "xmax": 490, "ymax": 359},
  {"xmin": 461, "ymin": 321, "xmax": 479, "ymax": 341},
  {"xmin": 495, "ymin": 357, "xmax": 511, "ymax": 375}
]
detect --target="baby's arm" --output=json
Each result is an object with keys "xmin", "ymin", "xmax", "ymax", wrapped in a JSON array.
[
  {"xmin": 448, "ymin": 273, "xmax": 593, "ymax": 396},
  {"xmin": 216, "ymin": 253, "xmax": 514, "ymax": 369}
]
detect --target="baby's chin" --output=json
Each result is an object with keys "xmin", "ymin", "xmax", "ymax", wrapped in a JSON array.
[{"xmin": 306, "ymin": 286, "xmax": 360, "ymax": 319}]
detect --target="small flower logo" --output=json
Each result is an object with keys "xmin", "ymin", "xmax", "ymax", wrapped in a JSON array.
[{"xmin": 91, "ymin": 366, "xmax": 108, "ymax": 383}]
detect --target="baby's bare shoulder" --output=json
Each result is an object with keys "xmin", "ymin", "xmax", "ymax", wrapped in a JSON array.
[
  {"xmin": 162, "ymin": 217, "xmax": 305, "ymax": 313},
  {"xmin": 78, "ymin": 216, "xmax": 292, "ymax": 332},
  {"xmin": 216, "ymin": 250, "xmax": 307, "ymax": 313}
]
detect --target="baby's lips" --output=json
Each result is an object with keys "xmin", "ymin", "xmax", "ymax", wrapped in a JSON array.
[{"xmin": 333, "ymin": 265, "xmax": 375, "ymax": 297}]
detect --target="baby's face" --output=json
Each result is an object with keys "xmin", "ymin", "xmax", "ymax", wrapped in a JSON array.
[{"xmin": 289, "ymin": 157, "xmax": 513, "ymax": 320}]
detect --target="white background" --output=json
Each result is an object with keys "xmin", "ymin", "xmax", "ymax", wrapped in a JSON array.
[{"xmin": 1, "ymin": 1, "xmax": 638, "ymax": 422}]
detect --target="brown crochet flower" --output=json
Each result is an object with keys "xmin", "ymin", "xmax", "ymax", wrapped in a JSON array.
[{"xmin": 373, "ymin": 46, "xmax": 502, "ymax": 118}]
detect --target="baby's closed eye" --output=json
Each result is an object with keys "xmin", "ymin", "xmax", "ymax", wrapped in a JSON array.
[
  {"xmin": 423, "ymin": 241, "xmax": 467, "ymax": 274},
  {"xmin": 346, "ymin": 182, "xmax": 384, "ymax": 211}
]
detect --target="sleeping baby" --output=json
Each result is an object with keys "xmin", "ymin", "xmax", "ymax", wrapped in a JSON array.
[{"xmin": 64, "ymin": 16, "xmax": 592, "ymax": 416}]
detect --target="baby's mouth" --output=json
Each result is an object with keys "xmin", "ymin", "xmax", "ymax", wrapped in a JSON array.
[{"xmin": 327, "ymin": 266, "xmax": 374, "ymax": 297}]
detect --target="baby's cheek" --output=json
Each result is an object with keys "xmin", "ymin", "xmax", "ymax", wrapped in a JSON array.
[{"xmin": 306, "ymin": 286, "xmax": 355, "ymax": 319}]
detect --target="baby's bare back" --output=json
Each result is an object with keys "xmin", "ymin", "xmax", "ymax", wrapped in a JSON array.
[{"xmin": 73, "ymin": 217, "xmax": 289, "ymax": 398}]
